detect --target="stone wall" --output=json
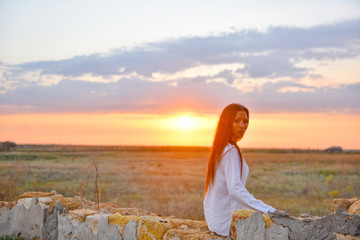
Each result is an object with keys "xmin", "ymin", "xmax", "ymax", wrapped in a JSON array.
[{"xmin": 0, "ymin": 192, "xmax": 359, "ymax": 240}]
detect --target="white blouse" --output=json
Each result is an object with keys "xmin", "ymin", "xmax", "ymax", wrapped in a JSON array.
[{"xmin": 203, "ymin": 143, "xmax": 276, "ymax": 236}]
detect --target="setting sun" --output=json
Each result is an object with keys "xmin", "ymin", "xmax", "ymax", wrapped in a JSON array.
[
  {"xmin": 173, "ymin": 115, "xmax": 197, "ymax": 131},
  {"xmin": 165, "ymin": 114, "xmax": 216, "ymax": 133}
]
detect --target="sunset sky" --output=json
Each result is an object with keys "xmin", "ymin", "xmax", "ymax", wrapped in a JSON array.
[{"xmin": 1, "ymin": 0, "xmax": 360, "ymax": 149}]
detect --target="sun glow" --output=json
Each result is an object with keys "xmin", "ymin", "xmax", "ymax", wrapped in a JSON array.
[
  {"xmin": 165, "ymin": 114, "xmax": 216, "ymax": 132},
  {"xmin": 173, "ymin": 115, "xmax": 197, "ymax": 131},
  {"xmin": 1, "ymin": 112, "xmax": 359, "ymax": 148}
]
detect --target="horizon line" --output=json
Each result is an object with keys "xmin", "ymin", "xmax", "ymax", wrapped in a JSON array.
[{"xmin": 9, "ymin": 143, "xmax": 360, "ymax": 151}]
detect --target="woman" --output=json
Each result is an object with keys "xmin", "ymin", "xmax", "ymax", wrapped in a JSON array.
[{"xmin": 203, "ymin": 103, "xmax": 276, "ymax": 236}]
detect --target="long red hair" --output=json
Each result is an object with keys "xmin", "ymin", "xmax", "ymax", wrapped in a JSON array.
[{"xmin": 205, "ymin": 103, "xmax": 249, "ymax": 195}]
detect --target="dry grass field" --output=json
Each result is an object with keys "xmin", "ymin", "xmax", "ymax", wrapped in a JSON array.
[{"xmin": 0, "ymin": 145, "xmax": 359, "ymax": 220}]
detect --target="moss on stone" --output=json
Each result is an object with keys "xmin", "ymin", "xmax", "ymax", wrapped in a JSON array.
[
  {"xmin": 68, "ymin": 209, "xmax": 99, "ymax": 222},
  {"xmin": 15, "ymin": 192, "xmax": 55, "ymax": 203},
  {"xmin": 138, "ymin": 216, "xmax": 172, "ymax": 240},
  {"xmin": 331, "ymin": 198, "xmax": 358, "ymax": 213},
  {"xmin": 4, "ymin": 201, "xmax": 16, "ymax": 210},
  {"xmin": 57, "ymin": 197, "xmax": 81, "ymax": 210},
  {"xmin": 163, "ymin": 229, "xmax": 226, "ymax": 240},
  {"xmin": 108, "ymin": 214, "xmax": 138, "ymax": 236},
  {"xmin": 232, "ymin": 209, "xmax": 272, "ymax": 228},
  {"xmin": 108, "ymin": 214, "xmax": 137, "ymax": 226},
  {"xmin": 112, "ymin": 207, "xmax": 155, "ymax": 216},
  {"xmin": 348, "ymin": 200, "xmax": 360, "ymax": 216},
  {"xmin": 168, "ymin": 218, "xmax": 207, "ymax": 231}
]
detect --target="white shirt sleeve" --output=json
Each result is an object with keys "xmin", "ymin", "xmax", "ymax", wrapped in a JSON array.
[{"xmin": 222, "ymin": 147, "xmax": 276, "ymax": 214}]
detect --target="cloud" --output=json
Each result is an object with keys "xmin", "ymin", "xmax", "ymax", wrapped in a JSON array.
[
  {"xmin": 1, "ymin": 19, "xmax": 359, "ymax": 114},
  {"xmin": 244, "ymin": 82, "xmax": 360, "ymax": 114},
  {"xmin": 150, "ymin": 63, "xmax": 245, "ymax": 82},
  {"xmin": 0, "ymin": 78, "xmax": 241, "ymax": 114},
  {"xmin": 13, "ymin": 19, "xmax": 360, "ymax": 77},
  {"xmin": 1, "ymin": 77, "xmax": 359, "ymax": 115},
  {"xmin": 277, "ymin": 86, "xmax": 315, "ymax": 93}
]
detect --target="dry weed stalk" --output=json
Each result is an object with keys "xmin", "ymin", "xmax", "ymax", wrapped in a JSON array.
[
  {"xmin": 90, "ymin": 153, "xmax": 101, "ymax": 210},
  {"xmin": 79, "ymin": 183, "xmax": 85, "ymax": 208}
]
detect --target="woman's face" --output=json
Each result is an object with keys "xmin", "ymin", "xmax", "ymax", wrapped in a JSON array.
[{"xmin": 231, "ymin": 111, "xmax": 249, "ymax": 142}]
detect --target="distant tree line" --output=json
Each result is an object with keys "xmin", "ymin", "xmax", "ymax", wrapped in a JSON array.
[
  {"xmin": 324, "ymin": 146, "xmax": 343, "ymax": 153},
  {"xmin": 0, "ymin": 141, "xmax": 16, "ymax": 152}
]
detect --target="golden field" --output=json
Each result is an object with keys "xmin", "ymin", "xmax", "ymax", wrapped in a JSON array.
[{"xmin": 0, "ymin": 145, "xmax": 359, "ymax": 220}]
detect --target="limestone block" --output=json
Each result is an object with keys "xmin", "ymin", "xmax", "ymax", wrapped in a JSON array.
[
  {"xmin": 0, "ymin": 198, "xmax": 46, "ymax": 239},
  {"xmin": 1, "ymin": 197, "xmax": 62, "ymax": 240},
  {"xmin": 231, "ymin": 209, "xmax": 273, "ymax": 239},
  {"xmin": 69, "ymin": 208, "xmax": 99, "ymax": 223},
  {"xmin": 0, "ymin": 204, "xmax": 15, "ymax": 236},
  {"xmin": 123, "ymin": 219, "xmax": 138, "ymax": 240},
  {"xmin": 137, "ymin": 216, "xmax": 173, "ymax": 240},
  {"xmin": 84, "ymin": 213, "xmax": 122, "ymax": 240},
  {"xmin": 41, "ymin": 201, "xmax": 64, "ymax": 240},
  {"xmin": 98, "ymin": 215, "xmax": 122, "ymax": 240},
  {"xmin": 86, "ymin": 213, "xmax": 105, "ymax": 236},
  {"xmin": 269, "ymin": 210, "xmax": 360, "ymax": 240},
  {"xmin": 71, "ymin": 221, "xmax": 98, "ymax": 240},
  {"xmin": 265, "ymin": 223, "xmax": 289, "ymax": 240},
  {"xmin": 58, "ymin": 212, "xmax": 76, "ymax": 240},
  {"xmin": 234, "ymin": 212, "xmax": 266, "ymax": 240},
  {"xmin": 59, "ymin": 207, "xmax": 123, "ymax": 240},
  {"xmin": 348, "ymin": 200, "xmax": 360, "ymax": 216},
  {"xmin": 108, "ymin": 213, "xmax": 138, "ymax": 236},
  {"xmin": 331, "ymin": 198, "xmax": 358, "ymax": 213},
  {"xmin": 163, "ymin": 228, "xmax": 229, "ymax": 240},
  {"xmin": 57, "ymin": 211, "xmax": 99, "ymax": 240}
]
